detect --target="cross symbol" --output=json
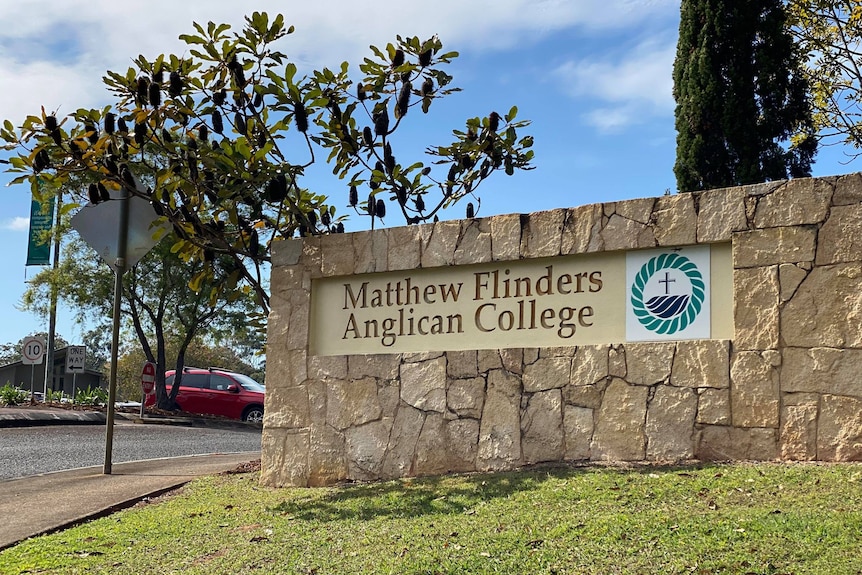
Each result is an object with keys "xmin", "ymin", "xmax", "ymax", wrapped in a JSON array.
[{"xmin": 659, "ymin": 272, "xmax": 675, "ymax": 294}]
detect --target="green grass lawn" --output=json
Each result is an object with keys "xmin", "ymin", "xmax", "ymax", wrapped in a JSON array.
[{"xmin": 3, "ymin": 462, "xmax": 861, "ymax": 574}]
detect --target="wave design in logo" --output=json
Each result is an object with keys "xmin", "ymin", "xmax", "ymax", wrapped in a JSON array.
[
  {"xmin": 630, "ymin": 253, "xmax": 704, "ymax": 335},
  {"xmin": 645, "ymin": 294, "xmax": 691, "ymax": 319}
]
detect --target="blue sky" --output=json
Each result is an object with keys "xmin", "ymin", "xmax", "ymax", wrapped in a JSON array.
[{"xmin": 0, "ymin": 0, "xmax": 856, "ymax": 351}]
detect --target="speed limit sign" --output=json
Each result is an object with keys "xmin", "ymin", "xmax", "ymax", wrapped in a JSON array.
[{"xmin": 21, "ymin": 337, "xmax": 45, "ymax": 365}]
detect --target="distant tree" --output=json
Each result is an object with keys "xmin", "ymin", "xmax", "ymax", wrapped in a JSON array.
[
  {"xmin": 1, "ymin": 12, "xmax": 534, "ymax": 317},
  {"xmin": 22, "ymin": 236, "xmax": 260, "ymax": 409},
  {"xmin": 787, "ymin": 1, "xmax": 862, "ymax": 157},
  {"xmin": 673, "ymin": 0, "xmax": 818, "ymax": 191}
]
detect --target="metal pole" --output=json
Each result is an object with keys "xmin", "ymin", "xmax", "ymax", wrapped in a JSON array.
[
  {"xmin": 43, "ymin": 195, "xmax": 62, "ymax": 399},
  {"xmin": 104, "ymin": 187, "xmax": 129, "ymax": 475}
]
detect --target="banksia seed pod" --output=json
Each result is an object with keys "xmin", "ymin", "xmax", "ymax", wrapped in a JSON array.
[
  {"xmin": 308, "ymin": 211, "xmax": 318, "ymax": 228},
  {"xmin": 45, "ymin": 115, "xmax": 57, "ymax": 131},
  {"xmin": 321, "ymin": 211, "xmax": 331, "ymax": 226},
  {"xmin": 162, "ymin": 128, "xmax": 173, "ymax": 143},
  {"xmin": 447, "ymin": 163, "xmax": 458, "ymax": 183},
  {"xmin": 421, "ymin": 166, "xmax": 431, "ymax": 176},
  {"xmin": 88, "ymin": 183, "xmax": 100, "ymax": 204},
  {"xmin": 461, "ymin": 155, "xmax": 474, "ymax": 170},
  {"xmin": 120, "ymin": 164, "xmax": 135, "ymax": 187},
  {"xmin": 392, "ymin": 48, "xmax": 405, "ymax": 68},
  {"xmin": 151, "ymin": 201, "xmax": 165, "ymax": 216},
  {"xmin": 98, "ymin": 182, "xmax": 110, "ymax": 203},
  {"xmin": 50, "ymin": 129, "xmax": 62, "ymax": 146},
  {"xmin": 362, "ymin": 126, "xmax": 373, "ymax": 147},
  {"xmin": 375, "ymin": 198, "xmax": 386, "ymax": 219},
  {"xmin": 375, "ymin": 160, "xmax": 384, "ymax": 174},
  {"xmin": 298, "ymin": 224, "xmax": 308, "ymax": 238},
  {"xmin": 505, "ymin": 154, "xmax": 514, "ymax": 176},
  {"xmin": 489, "ymin": 111, "xmax": 500, "ymax": 132},
  {"xmin": 373, "ymin": 109, "xmax": 389, "ymax": 136},
  {"xmin": 85, "ymin": 123, "xmax": 99, "ymax": 144},
  {"xmin": 152, "ymin": 66, "xmax": 164, "ymax": 84},
  {"xmin": 134, "ymin": 122, "xmax": 147, "ymax": 145},
  {"xmin": 385, "ymin": 152, "xmax": 395, "ymax": 174},
  {"xmin": 419, "ymin": 48, "xmax": 432, "ymax": 67},
  {"xmin": 396, "ymin": 81, "xmax": 411, "ymax": 118},
  {"xmin": 357, "ymin": 83, "xmax": 366, "ymax": 101},
  {"xmin": 235, "ymin": 112, "xmax": 247, "ymax": 135},
  {"xmin": 117, "ymin": 117, "xmax": 128, "ymax": 133},
  {"xmin": 466, "ymin": 202, "xmax": 475, "ymax": 219},
  {"xmin": 415, "ymin": 194, "xmax": 425, "ymax": 212},
  {"xmin": 366, "ymin": 194, "xmax": 375, "ymax": 216},
  {"xmin": 198, "ymin": 124, "xmax": 209, "ymax": 142},
  {"xmin": 421, "ymin": 77, "xmax": 433, "ymax": 97},
  {"xmin": 249, "ymin": 229, "xmax": 259, "ymax": 257},
  {"xmin": 136, "ymin": 77, "xmax": 149, "ymax": 105},
  {"xmin": 257, "ymin": 131, "xmax": 266, "ymax": 148},
  {"xmin": 104, "ymin": 113, "xmax": 116, "ymax": 135},
  {"xmin": 349, "ymin": 185, "xmax": 358, "ymax": 207},
  {"xmin": 105, "ymin": 157, "xmax": 118, "ymax": 174},
  {"xmin": 148, "ymin": 83, "xmax": 161, "ymax": 107},
  {"xmin": 253, "ymin": 91, "xmax": 263, "ymax": 109},
  {"xmin": 213, "ymin": 89, "xmax": 227, "ymax": 106},
  {"xmin": 336, "ymin": 222, "xmax": 345, "ymax": 233},
  {"xmin": 211, "ymin": 110, "xmax": 223, "ymax": 135},
  {"xmin": 169, "ymin": 71, "xmax": 183, "ymax": 97},
  {"xmin": 294, "ymin": 102, "xmax": 308, "ymax": 133},
  {"xmin": 395, "ymin": 185, "xmax": 407, "ymax": 206}
]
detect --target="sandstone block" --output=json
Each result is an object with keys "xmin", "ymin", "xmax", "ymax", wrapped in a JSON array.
[
  {"xmin": 320, "ymin": 232, "xmax": 354, "ymax": 276},
  {"xmin": 307, "ymin": 424, "xmax": 348, "ymax": 486},
  {"xmin": 381, "ymin": 404, "xmax": 424, "ymax": 479},
  {"xmin": 307, "ymin": 355, "xmax": 348, "ymax": 381},
  {"xmin": 446, "ymin": 419, "xmax": 480, "ymax": 472},
  {"xmin": 781, "ymin": 264, "xmax": 862, "ymax": 348},
  {"xmin": 696, "ymin": 388, "xmax": 730, "ymax": 425},
  {"xmin": 387, "ymin": 225, "xmax": 422, "ymax": 271},
  {"xmin": 834, "ymin": 173, "xmax": 862, "ymax": 205},
  {"xmin": 447, "ymin": 377, "xmax": 486, "ymax": 419},
  {"xmin": 455, "ymin": 218, "xmax": 492, "ymax": 265},
  {"xmin": 477, "ymin": 349, "xmax": 503, "ymax": 373},
  {"xmin": 696, "ymin": 426, "xmax": 777, "ymax": 461},
  {"xmin": 260, "ymin": 429, "xmax": 309, "ymax": 487},
  {"xmin": 671, "ymin": 340, "xmax": 730, "ymax": 389},
  {"xmin": 816, "ymin": 204, "xmax": 862, "ymax": 265},
  {"xmin": 401, "ymin": 356, "xmax": 447, "ymax": 412},
  {"xmin": 477, "ymin": 369, "xmax": 522, "ymax": 470},
  {"xmin": 601, "ymin": 213, "xmax": 655, "ymax": 251},
  {"xmin": 491, "ymin": 213, "xmax": 522, "ymax": 262},
  {"xmin": 780, "ymin": 399, "xmax": 818, "ymax": 461},
  {"xmin": 272, "ymin": 237, "xmax": 304, "ymax": 267},
  {"xmin": 782, "ymin": 347, "xmax": 862, "ymax": 398},
  {"xmin": 345, "ymin": 420, "xmax": 392, "ymax": 479},
  {"xmin": 696, "ymin": 187, "xmax": 746, "ymax": 242},
  {"xmin": 326, "ymin": 377, "xmax": 382, "ymax": 430},
  {"xmin": 420, "ymin": 220, "xmax": 460, "ymax": 267},
  {"xmin": 817, "ymin": 394, "xmax": 862, "ymax": 461},
  {"xmin": 646, "ymin": 385, "xmax": 697, "ymax": 460},
  {"xmin": 625, "ymin": 342, "xmax": 675, "ymax": 386},
  {"xmin": 778, "ymin": 264, "xmax": 808, "ymax": 302},
  {"xmin": 563, "ymin": 383, "xmax": 604, "ymax": 409},
  {"xmin": 520, "ymin": 209, "xmax": 564, "ymax": 258},
  {"xmin": 500, "ymin": 348, "xmax": 525, "ymax": 374},
  {"xmin": 733, "ymin": 227, "xmax": 816, "ymax": 267},
  {"xmin": 523, "ymin": 357, "xmax": 571, "ymax": 392},
  {"xmin": 731, "ymin": 351, "xmax": 779, "ymax": 428},
  {"xmin": 352, "ymin": 229, "xmax": 389, "ymax": 274},
  {"xmin": 447, "ymin": 350, "xmax": 479, "ymax": 379},
  {"xmin": 591, "ymin": 378, "xmax": 647, "ymax": 461},
  {"xmin": 561, "ymin": 203, "xmax": 604, "ymax": 254},
  {"xmin": 264, "ymin": 385, "xmax": 310, "ymax": 429},
  {"xmin": 564, "ymin": 405, "xmax": 593, "ymax": 460},
  {"xmin": 571, "ymin": 345, "xmax": 609, "ymax": 386},
  {"xmin": 654, "ymin": 193, "xmax": 697, "ymax": 246},
  {"xmin": 521, "ymin": 389, "xmax": 564, "ymax": 464},
  {"xmin": 347, "ymin": 354, "xmax": 400, "ymax": 380},
  {"xmin": 753, "ymin": 178, "xmax": 832, "ymax": 228},
  {"xmin": 734, "ymin": 266, "xmax": 779, "ymax": 350}
]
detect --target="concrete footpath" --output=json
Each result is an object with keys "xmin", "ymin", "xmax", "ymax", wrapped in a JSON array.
[{"xmin": 0, "ymin": 407, "xmax": 261, "ymax": 550}]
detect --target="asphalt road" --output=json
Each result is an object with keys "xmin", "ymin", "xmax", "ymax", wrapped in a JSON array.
[{"xmin": 0, "ymin": 422, "xmax": 262, "ymax": 480}]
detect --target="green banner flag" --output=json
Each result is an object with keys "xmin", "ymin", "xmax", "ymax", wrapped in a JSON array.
[{"xmin": 26, "ymin": 196, "xmax": 55, "ymax": 266}]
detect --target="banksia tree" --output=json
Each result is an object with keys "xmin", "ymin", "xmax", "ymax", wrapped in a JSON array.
[
  {"xmin": 673, "ymin": 0, "xmax": 817, "ymax": 191},
  {"xmin": 0, "ymin": 12, "xmax": 534, "ymax": 318}
]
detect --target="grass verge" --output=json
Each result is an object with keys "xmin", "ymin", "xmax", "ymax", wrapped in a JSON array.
[{"xmin": 2, "ymin": 462, "xmax": 861, "ymax": 574}]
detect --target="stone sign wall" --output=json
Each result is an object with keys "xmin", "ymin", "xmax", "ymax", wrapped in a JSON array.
[{"xmin": 262, "ymin": 174, "xmax": 862, "ymax": 487}]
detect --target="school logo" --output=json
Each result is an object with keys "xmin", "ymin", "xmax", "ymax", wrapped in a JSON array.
[{"xmin": 626, "ymin": 247, "xmax": 711, "ymax": 341}]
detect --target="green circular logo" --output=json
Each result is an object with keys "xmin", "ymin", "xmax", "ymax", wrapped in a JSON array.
[{"xmin": 630, "ymin": 253, "xmax": 705, "ymax": 335}]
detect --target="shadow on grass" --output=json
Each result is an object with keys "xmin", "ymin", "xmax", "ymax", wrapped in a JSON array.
[{"xmin": 268, "ymin": 461, "xmax": 722, "ymax": 523}]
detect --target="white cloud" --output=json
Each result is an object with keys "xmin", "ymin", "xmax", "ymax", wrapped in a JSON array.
[
  {"xmin": 0, "ymin": 0, "xmax": 677, "ymax": 123},
  {"xmin": 554, "ymin": 39, "xmax": 676, "ymax": 133},
  {"xmin": 3, "ymin": 217, "xmax": 30, "ymax": 232}
]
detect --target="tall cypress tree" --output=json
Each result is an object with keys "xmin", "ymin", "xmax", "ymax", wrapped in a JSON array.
[{"xmin": 673, "ymin": 0, "xmax": 817, "ymax": 192}]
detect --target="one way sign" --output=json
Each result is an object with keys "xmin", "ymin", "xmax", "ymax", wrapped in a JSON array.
[{"xmin": 65, "ymin": 346, "xmax": 86, "ymax": 374}]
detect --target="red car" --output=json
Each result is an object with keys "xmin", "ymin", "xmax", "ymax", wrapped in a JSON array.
[{"xmin": 147, "ymin": 367, "xmax": 265, "ymax": 422}]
